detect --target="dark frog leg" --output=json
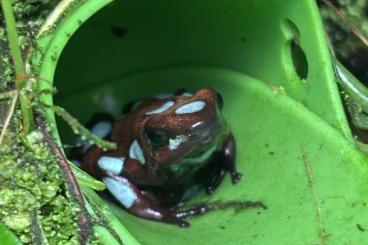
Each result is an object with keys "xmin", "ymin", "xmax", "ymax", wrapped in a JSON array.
[
  {"xmin": 103, "ymin": 172, "xmax": 189, "ymax": 227},
  {"xmin": 94, "ymin": 155, "xmax": 189, "ymax": 227},
  {"xmin": 205, "ymin": 154, "xmax": 227, "ymax": 194},
  {"xmin": 190, "ymin": 134, "xmax": 243, "ymax": 218},
  {"xmin": 206, "ymin": 133, "xmax": 242, "ymax": 194},
  {"xmin": 222, "ymin": 133, "xmax": 242, "ymax": 184}
]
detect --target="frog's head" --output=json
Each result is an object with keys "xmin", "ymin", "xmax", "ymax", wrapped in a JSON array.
[{"xmin": 140, "ymin": 87, "xmax": 228, "ymax": 166}]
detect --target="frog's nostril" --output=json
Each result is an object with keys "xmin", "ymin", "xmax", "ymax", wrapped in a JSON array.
[{"xmin": 216, "ymin": 92, "xmax": 224, "ymax": 109}]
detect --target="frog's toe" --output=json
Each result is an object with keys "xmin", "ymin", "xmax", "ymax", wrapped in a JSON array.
[
  {"xmin": 175, "ymin": 203, "xmax": 210, "ymax": 219},
  {"xmin": 178, "ymin": 220, "xmax": 190, "ymax": 228},
  {"xmin": 231, "ymin": 171, "xmax": 242, "ymax": 184},
  {"xmin": 166, "ymin": 212, "xmax": 190, "ymax": 227},
  {"xmin": 205, "ymin": 166, "xmax": 226, "ymax": 195}
]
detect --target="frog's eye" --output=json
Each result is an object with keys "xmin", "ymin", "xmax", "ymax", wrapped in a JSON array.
[
  {"xmin": 216, "ymin": 92, "xmax": 224, "ymax": 109},
  {"xmin": 146, "ymin": 129, "xmax": 169, "ymax": 149}
]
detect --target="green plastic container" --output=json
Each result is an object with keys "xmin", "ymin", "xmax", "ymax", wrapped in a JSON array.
[{"xmin": 33, "ymin": 0, "xmax": 368, "ymax": 244}]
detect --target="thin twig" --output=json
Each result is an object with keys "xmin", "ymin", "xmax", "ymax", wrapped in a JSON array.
[
  {"xmin": 0, "ymin": 91, "xmax": 18, "ymax": 145},
  {"xmin": 0, "ymin": 0, "xmax": 24, "ymax": 74},
  {"xmin": 301, "ymin": 147, "xmax": 329, "ymax": 243},
  {"xmin": 30, "ymin": 209, "xmax": 45, "ymax": 245},
  {"xmin": 1, "ymin": 0, "xmax": 34, "ymax": 134},
  {"xmin": 41, "ymin": 103, "xmax": 116, "ymax": 150},
  {"xmin": 35, "ymin": 114, "xmax": 93, "ymax": 244},
  {"xmin": 322, "ymin": 0, "xmax": 368, "ymax": 47}
]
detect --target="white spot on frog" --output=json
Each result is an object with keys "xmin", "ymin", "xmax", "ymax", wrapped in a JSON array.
[
  {"xmin": 175, "ymin": 101, "xmax": 206, "ymax": 114},
  {"xmin": 98, "ymin": 156, "xmax": 125, "ymax": 175},
  {"xmin": 103, "ymin": 177, "xmax": 137, "ymax": 208},
  {"xmin": 129, "ymin": 140, "xmax": 146, "ymax": 164},
  {"xmin": 91, "ymin": 121, "xmax": 112, "ymax": 137},
  {"xmin": 145, "ymin": 101, "xmax": 175, "ymax": 115},
  {"xmin": 169, "ymin": 135, "xmax": 189, "ymax": 150}
]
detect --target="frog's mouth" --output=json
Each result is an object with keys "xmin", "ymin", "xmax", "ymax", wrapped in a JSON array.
[
  {"xmin": 168, "ymin": 143, "xmax": 219, "ymax": 173},
  {"xmin": 181, "ymin": 112, "xmax": 228, "ymax": 155},
  {"xmin": 163, "ymin": 112, "xmax": 228, "ymax": 172},
  {"xmin": 180, "ymin": 143, "xmax": 219, "ymax": 165},
  {"xmin": 191, "ymin": 112, "xmax": 228, "ymax": 142}
]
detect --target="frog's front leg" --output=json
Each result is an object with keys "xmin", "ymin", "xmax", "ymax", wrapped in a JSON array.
[
  {"xmin": 206, "ymin": 133, "xmax": 242, "ymax": 194},
  {"xmin": 103, "ymin": 171, "xmax": 189, "ymax": 227},
  {"xmin": 222, "ymin": 133, "xmax": 242, "ymax": 184},
  {"xmin": 94, "ymin": 155, "xmax": 189, "ymax": 227}
]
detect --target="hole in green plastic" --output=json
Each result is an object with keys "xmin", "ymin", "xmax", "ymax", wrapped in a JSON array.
[
  {"xmin": 281, "ymin": 19, "xmax": 309, "ymax": 81},
  {"xmin": 283, "ymin": 19, "xmax": 300, "ymax": 38},
  {"xmin": 290, "ymin": 40, "xmax": 309, "ymax": 80}
]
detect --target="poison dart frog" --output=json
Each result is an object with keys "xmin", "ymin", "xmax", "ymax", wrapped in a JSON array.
[{"xmin": 76, "ymin": 87, "xmax": 242, "ymax": 227}]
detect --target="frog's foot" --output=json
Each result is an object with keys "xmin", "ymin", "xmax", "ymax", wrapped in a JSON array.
[
  {"xmin": 230, "ymin": 170, "xmax": 242, "ymax": 184},
  {"xmin": 205, "ymin": 132, "xmax": 242, "ymax": 194},
  {"xmin": 206, "ymin": 165, "xmax": 241, "ymax": 193},
  {"xmin": 205, "ymin": 164, "xmax": 226, "ymax": 194},
  {"xmin": 103, "ymin": 173, "xmax": 189, "ymax": 227}
]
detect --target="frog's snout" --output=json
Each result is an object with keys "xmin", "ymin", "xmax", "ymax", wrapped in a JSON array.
[{"xmin": 194, "ymin": 87, "xmax": 224, "ymax": 111}]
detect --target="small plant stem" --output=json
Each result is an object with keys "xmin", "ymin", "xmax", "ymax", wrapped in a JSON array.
[
  {"xmin": 1, "ymin": 0, "xmax": 34, "ymax": 134},
  {"xmin": 41, "ymin": 103, "xmax": 116, "ymax": 150},
  {"xmin": 0, "ymin": 91, "xmax": 18, "ymax": 145}
]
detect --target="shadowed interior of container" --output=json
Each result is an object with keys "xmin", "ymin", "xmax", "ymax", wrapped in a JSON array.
[{"xmin": 54, "ymin": 0, "xmax": 305, "ymax": 141}]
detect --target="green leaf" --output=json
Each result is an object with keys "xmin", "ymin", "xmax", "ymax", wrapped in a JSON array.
[
  {"xmin": 69, "ymin": 161, "xmax": 106, "ymax": 191},
  {"xmin": 82, "ymin": 187, "xmax": 139, "ymax": 245},
  {"xmin": 0, "ymin": 223, "xmax": 22, "ymax": 245}
]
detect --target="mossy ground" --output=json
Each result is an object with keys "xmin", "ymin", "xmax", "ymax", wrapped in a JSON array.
[{"xmin": 0, "ymin": 116, "xmax": 79, "ymax": 244}]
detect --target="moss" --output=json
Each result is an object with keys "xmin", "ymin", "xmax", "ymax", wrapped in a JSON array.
[
  {"xmin": 320, "ymin": 0, "xmax": 368, "ymax": 84},
  {"xmin": 3, "ymin": 213, "xmax": 32, "ymax": 232},
  {"xmin": 0, "ymin": 115, "xmax": 79, "ymax": 244},
  {"xmin": 41, "ymin": 196, "xmax": 79, "ymax": 244}
]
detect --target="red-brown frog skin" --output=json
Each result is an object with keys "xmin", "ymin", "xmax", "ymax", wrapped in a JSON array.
[{"xmin": 81, "ymin": 88, "xmax": 242, "ymax": 227}]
